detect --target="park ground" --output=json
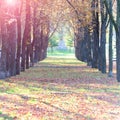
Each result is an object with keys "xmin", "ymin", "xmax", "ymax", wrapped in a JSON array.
[{"xmin": 0, "ymin": 54, "xmax": 120, "ymax": 120}]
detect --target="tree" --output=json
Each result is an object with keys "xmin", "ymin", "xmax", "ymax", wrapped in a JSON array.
[
  {"xmin": 65, "ymin": 0, "xmax": 92, "ymax": 62},
  {"xmin": 85, "ymin": 26, "xmax": 92, "ymax": 66},
  {"xmin": 0, "ymin": 4, "xmax": 8, "ymax": 78},
  {"xmin": 21, "ymin": 0, "xmax": 31, "ymax": 71},
  {"xmin": 15, "ymin": 0, "xmax": 22, "ymax": 74},
  {"xmin": 49, "ymin": 36, "xmax": 58, "ymax": 52},
  {"xmin": 104, "ymin": 0, "xmax": 120, "ymax": 81},
  {"xmin": 91, "ymin": 0, "xmax": 99, "ymax": 68},
  {"xmin": 7, "ymin": 20, "xmax": 17, "ymax": 76},
  {"xmin": 116, "ymin": 0, "xmax": 120, "ymax": 82},
  {"xmin": 99, "ymin": 0, "xmax": 108, "ymax": 73},
  {"xmin": 66, "ymin": 38, "xmax": 74, "ymax": 52},
  {"xmin": 108, "ymin": 0, "xmax": 113, "ymax": 77},
  {"xmin": 0, "ymin": 0, "xmax": 18, "ymax": 78}
]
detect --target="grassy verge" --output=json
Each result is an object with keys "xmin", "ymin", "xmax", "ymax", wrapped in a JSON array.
[{"xmin": 47, "ymin": 49, "xmax": 75, "ymax": 58}]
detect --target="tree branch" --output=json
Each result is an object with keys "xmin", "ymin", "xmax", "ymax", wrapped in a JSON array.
[
  {"xmin": 104, "ymin": 0, "xmax": 118, "ymax": 33},
  {"xmin": 66, "ymin": 0, "xmax": 81, "ymax": 22}
]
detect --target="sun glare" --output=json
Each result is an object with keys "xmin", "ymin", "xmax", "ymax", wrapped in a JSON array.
[{"xmin": 6, "ymin": 0, "xmax": 16, "ymax": 6}]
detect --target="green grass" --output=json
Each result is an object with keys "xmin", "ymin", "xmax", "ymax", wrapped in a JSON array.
[
  {"xmin": 47, "ymin": 49, "xmax": 75, "ymax": 57},
  {"xmin": 0, "ymin": 111, "xmax": 13, "ymax": 120}
]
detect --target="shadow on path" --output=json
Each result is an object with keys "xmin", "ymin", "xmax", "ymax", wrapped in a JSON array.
[{"xmin": 41, "ymin": 101, "xmax": 95, "ymax": 120}]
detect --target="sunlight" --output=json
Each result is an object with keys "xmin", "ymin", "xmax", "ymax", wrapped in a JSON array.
[{"xmin": 5, "ymin": 0, "xmax": 16, "ymax": 6}]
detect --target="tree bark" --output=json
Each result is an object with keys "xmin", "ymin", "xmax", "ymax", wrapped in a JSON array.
[
  {"xmin": 108, "ymin": 0, "xmax": 113, "ymax": 77},
  {"xmin": 7, "ymin": 20, "xmax": 17, "ymax": 76},
  {"xmin": 116, "ymin": 0, "xmax": 120, "ymax": 82},
  {"xmin": 16, "ymin": 5, "xmax": 22, "ymax": 74},
  {"xmin": 99, "ymin": 0, "xmax": 107, "ymax": 73},
  {"xmin": 100, "ymin": 20, "xmax": 106, "ymax": 73},
  {"xmin": 0, "ymin": 17, "xmax": 7, "ymax": 78},
  {"xmin": 91, "ymin": 0, "xmax": 99, "ymax": 68},
  {"xmin": 21, "ymin": 0, "xmax": 31, "ymax": 71},
  {"xmin": 86, "ymin": 26, "xmax": 92, "ymax": 66}
]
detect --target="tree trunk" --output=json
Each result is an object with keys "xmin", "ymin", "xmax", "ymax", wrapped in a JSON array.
[
  {"xmin": 0, "ymin": 17, "xmax": 7, "ymax": 79},
  {"xmin": 116, "ymin": 33, "xmax": 120, "ymax": 82},
  {"xmin": 99, "ymin": 0, "xmax": 108, "ymax": 73},
  {"xmin": 86, "ymin": 27, "xmax": 92, "ymax": 66},
  {"xmin": 33, "ymin": 2, "xmax": 40, "ymax": 63},
  {"xmin": 7, "ymin": 20, "xmax": 17, "ymax": 76},
  {"xmin": 116, "ymin": 0, "xmax": 120, "ymax": 82},
  {"xmin": 104, "ymin": 0, "xmax": 120, "ymax": 82},
  {"xmin": 108, "ymin": 0, "xmax": 113, "ymax": 77},
  {"xmin": 92, "ymin": 22, "xmax": 99, "ymax": 68},
  {"xmin": 91, "ymin": 0, "xmax": 99, "ymax": 68},
  {"xmin": 100, "ymin": 20, "xmax": 106, "ymax": 73},
  {"xmin": 75, "ymin": 27, "xmax": 86, "ymax": 61},
  {"xmin": 21, "ymin": 0, "xmax": 31, "ymax": 71},
  {"xmin": 16, "ymin": 7, "xmax": 22, "ymax": 74}
]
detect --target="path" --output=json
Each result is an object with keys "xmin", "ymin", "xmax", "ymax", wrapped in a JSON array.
[{"xmin": 0, "ymin": 57, "xmax": 120, "ymax": 120}]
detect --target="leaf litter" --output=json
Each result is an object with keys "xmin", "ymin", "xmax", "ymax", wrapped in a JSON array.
[{"xmin": 0, "ymin": 57, "xmax": 120, "ymax": 120}]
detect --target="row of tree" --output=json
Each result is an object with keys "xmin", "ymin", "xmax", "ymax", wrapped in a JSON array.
[
  {"xmin": 0, "ymin": 0, "xmax": 74, "ymax": 78},
  {"xmin": 68, "ymin": 0, "xmax": 120, "ymax": 82},
  {"xmin": 0, "ymin": 0, "xmax": 120, "ymax": 82},
  {"xmin": 0, "ymin": 0, "xmax": 50, "ymax": 78}
]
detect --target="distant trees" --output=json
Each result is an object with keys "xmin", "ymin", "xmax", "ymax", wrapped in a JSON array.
[
  {"xmin": 66, "ymin": 37, "xmax": 74, "ymax": 51},
  {"xmin": 49, "ymin": 36, "xmax": 58, "ymax": 52},
  {"xmin": 65, "ymin": 0, "xmax": 92, "ymax": 62}
]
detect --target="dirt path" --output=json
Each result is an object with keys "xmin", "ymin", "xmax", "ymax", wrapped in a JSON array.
[{"xmin": 0, "ymin": 57, "xmax": 120, "ymax": 120}]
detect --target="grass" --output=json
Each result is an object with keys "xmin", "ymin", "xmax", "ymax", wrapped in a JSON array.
[
  {"xmin": 47, "ymin": 49, "xmax": 75, "ymax": 58},
  {"xmin": 0, "ymin": 56, "xmax": 120, "ymax": 120}
]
